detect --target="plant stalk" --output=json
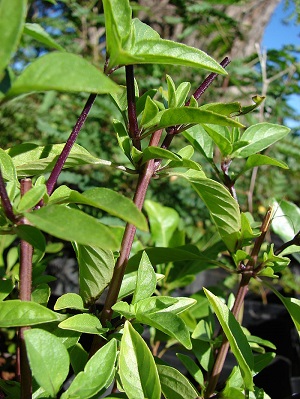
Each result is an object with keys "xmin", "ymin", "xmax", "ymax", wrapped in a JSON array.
[
  {"xmin": 17, "ymin": 178, "xmax": 33, "ymax": 399},
  {"xmin": 89, "ymin": 129, "xmax": 162, "ymax": 356},
  {"xmin": 126, "ymin": 65, "xmax": 141, "ymax": 150},
  {"xmin": 45, "ymin": 93, "xmax": 97, "ymax": 196}
]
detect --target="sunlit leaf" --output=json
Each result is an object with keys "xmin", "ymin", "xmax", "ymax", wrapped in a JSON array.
[
  {"xmin": 119, "ymin": 321, "xmax": 161, "ymax": 399},
  {"xmin": 24, "ymin": 23, "xmax": 65, "ymax": 51}
]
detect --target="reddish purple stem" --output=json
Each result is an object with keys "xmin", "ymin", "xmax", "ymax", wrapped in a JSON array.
[{"xmin": 46, "ymin": 93, "xmax": 97, "ymax": 196}]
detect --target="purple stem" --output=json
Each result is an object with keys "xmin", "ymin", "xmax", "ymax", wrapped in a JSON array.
[
  {"xmin": 46, "ymin": 93, "xmax": 97, "ymax": 196},
  {"xmin": 0, "ymin": 168, "xmax": 17, "ymax": 223},
  {"xmin": 126, "ymin": 65, "xmax": 141, "ymax": 150},
  {"xmin": 161, "ymin": 57, "xmax": 231, "ymax": 150}
]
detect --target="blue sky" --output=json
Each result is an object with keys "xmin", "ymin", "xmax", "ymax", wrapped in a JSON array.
[{"xmin": 263, "ymin": 0, "xmax": 299, "ymax": 127}]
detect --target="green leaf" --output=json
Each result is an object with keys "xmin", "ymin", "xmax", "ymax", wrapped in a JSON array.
[
  {"xmin": 25, "ymin": 205, "xmax": 119, "ymax": 250},
  {"xmin": 50, "ymin": 187, "xmax": 148, "ymax": 231},
  {"xmin": 118, "ymin": 270, "xmax": 164, "ymax": 300},
  {"xmin": 31, "ymin": 284, "xmax": 51, "ymax": 306},
  {"xmin": 61, "ymin": 339, "xmax": 117, "ymax": 399},
  {"xmin": 253, "ymin": 353, "xmax": 276, "ymax": 374},
  {"xmin": 14, "ymin": 225, "xmax": 46, "ymax": 264},
  {"xmin": 16, "ymin": 184, "xmax": 47, "ymax": 213},
  {"xmin": 144, "ymin": 200, "xmax": 180, "ymax": 247},
  {"xmin": 119, "ymin": 321, "xmax": 161, "ymax": 399},
  {"xmin": 132, "ymin": 252, "xmax": 157, "ymax": 304},
  {"xmin": 0, "ymin": 279, "xmax": 14, "ymax": 301},
  {"xmin": 183, "ymin": 125, "xmax": 214, "ymax": 160},
  {"xmin": 187, "ymin": 177, "xmax": 241, "ymax": 252},
  {"xmin": 23, "ymin": 23, "xmax": 65, "ymax": 51},
  {"xmin": 156, "ymin": 364, "xmax": 199, "ymax": 399},
  {"xmin": 24, "ymin": 328, "xmax": 69, "ymax": 398},
  {"xmin": 69, "ymin": 343, "xmax": 88, "ymax": 375},
  {"xmin": 263, "ymin": 282, "xmax": 300, "ymax": 336},
  {"xmin": 176, "ymin": 354, "xmax": 204, "ymax": 387},
  {"xmin": 6, "ymin": 52, "xmax": 120, "ymax": 99},
  {"xmin": 7, "ymin": 143, "xmax": 103, "ymax": 177},
  {"xmin": 74, "ymin": 244, "xmax": 115, "ymax": 306},
  {"xmin": 175, "ymin": 81, "xmax": 191, "ymax": 108},
  {"xmin": 58, "ymin": 314, "xmax": 108, "ymax": 335},
  {"xmin": 141, "ymin": 147, "xmax": 181, "ymax": 164},
  {"xmin": 54, "ymin": 293, "xmax": 86, "ymax": 311},
  {"xmin": 143, "ymin": 107, "xmax": 243, "ymax": 131},
  {"xmin": 0, "ymin": 149, "xmax": 18, "ymax": 183},
  {"xmin": 271, "ymin": 199, "xmax": 300, "ymax": 246},
  {"xmin": 203, "ymin": 288, "xmax": 254, "ymax": 390},
  {"xmin": 0, "ymin": 300, "xmax": 63, "ymax": 327},
  {"xmin": 240, "ymin": 154, "xmax": 288, "ymax": 175},
  {"xmin": 140, "ymin": 96, "xmax": 160, "ymax": 126},
  {"xmin": 0, "ymin": 0, "xmax": 27, "ymax": 75},
  {"xmin": 202, "ymin": 125, "xmax": 232, "ymax": 156},
  {"xmin": 233, "ymin": 123, "xmax": 290, "ymax": 158},
  {"xmin": 135, "ymin": 297, "xmax": 195, "ymax": 349}
]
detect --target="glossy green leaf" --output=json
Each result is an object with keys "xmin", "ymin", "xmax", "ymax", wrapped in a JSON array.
[
  {"xmin": 0, "ymin": 279, "xmax": 14, "ymax": 301},
  {"xmin": 144, "ymin": 200, "xmax": 180, "ymax": 247},
  {"xmin": 24, "ymin": 328, "xmax": 69, "ymax": 398},
  {"xmin": 7, "ymin": 143, "xmax": 103, "ymax": 177},
  {"xmin": 74, "ymin": 244, "xmax": 115, "ymax": 306},
  {"xmin": 135, "ymin": 297, "xmax": 196, "ymax": 349},
  {"xmin": 176, "ymin": 354, "xmax": 204, "ymax": 387},
  {"xmin": 175, "ymin": 81, "xmax": 191, "ymax": 107},
  {"xmin": 54, "ymin": 293, "xmax": 86, "ymax": 311},
  {"xmin": 0, "ymin": 0, "xmax": 26, "ymax": 74},
  {"xmin": 156, "ymin": 364, "xmax": 199, "ymax": 399},
  {"xmin": 0, "ymin": 149, "xmax": 18, "ymax": 183},
  {"xmin": 203, "ymin": 288, "xmax": 254, "ymax": 390},
  {"xmin": 16, "ymin": 184, "xmax": 47, "ymax": 212},
  {"xmin": 0, "ymin": 300, "xmax": 63, "ymax": 327},
  {"xmin": 132, "ymin": 252, "xmax": 157, "ymax": 304},
  {"xmin": 24, "ymin": 23, "xmax": 65, "ymax": 51},
  {"xmin": 187, "ymin": 177, "xmax": 241, "ymax": 252},
  {"xmin": 25, "ymin": 205, "xmax": 119, "ymax": 250},
  {"xmin": 118, "ymin": 270, "xmax": 164, "ymax": 300},
  {"xmin": 119, "ymin": 321, "xmax": 161, "ymax": 399},
  {"xmin": 103, "ymin": 0, "xmax": 226, "ymax": 74},
  {"xmin": 253, "ymin": 353, "xmax": 276, "ymax": 374},
  {"xmin": 143, "ymin": 107, "xmax": 243, "ymax": 131},
  {"xmin": 50, "ymin": 187, "xmax": 148, "ymax": 231},
  {"xmin": 263, "ymin": 282, "xmax": 300, "ymax": 336},
  {"xmin": 233, "ymin": 123, "xmax": 290, "ymax": 158},
  {"xmin": 240, "ymin": 154, "xmax": 288, "ymax": 174},
  {"xmin": 140, "ymin": 96, "xmax": 160, "ymax": 126},
  {"xmin": 141, "ymin": 147, "xmax": 181, "ymax": 164},
  {"xmin": 58, "ymin": 314, "xmax": 108, "ymax": 335},
  {"xmin": 6, "ymin": 52, "xmax": 120, "ymax": 99},
  {"xmin": 61, "ymin": 339, "xmax": 117, "ymax": 399}
]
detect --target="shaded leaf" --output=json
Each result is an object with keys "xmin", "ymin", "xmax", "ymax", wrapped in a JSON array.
[
  {"xmin": 156, "ymin": 364, "xmax": 199, "ymax": 399},
  {"xmin": 25, "ymin": 329, "xmax": 69, "ymax": 397},
  {"xmin": 132, "ymin": 252, "xmax": 157, "ymax": 304},
  {"xmin": 61, "ymin": 339, "xmax": 117, "ymax": 399},
  {"xmin": 74, "ymin": 244, "xmax": 115, "ymax": 306},
  {"xmin": 0, "ymin": 279, "xmax": 14, "ymax": 301}
]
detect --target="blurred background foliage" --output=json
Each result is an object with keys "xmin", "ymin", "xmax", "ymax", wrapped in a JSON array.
[{"xmin": 0, "ymin": 0, "xmax": 300, "ymax": 236}]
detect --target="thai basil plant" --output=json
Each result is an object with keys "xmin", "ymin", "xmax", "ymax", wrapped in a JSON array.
[{"xmin": 0, "ymin": 0, "xmax": 299, "ymax": 398}]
